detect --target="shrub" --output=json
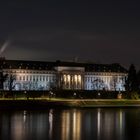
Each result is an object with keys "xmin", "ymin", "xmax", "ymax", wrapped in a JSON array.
[{"xmin": 130, "ymin": 91, "xmax": 139, "ymax": 100}]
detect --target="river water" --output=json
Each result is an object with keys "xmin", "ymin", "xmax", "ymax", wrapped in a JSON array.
[{"xmin": 0, "ymin": 108, "xmax": 140, "ymax": 140}]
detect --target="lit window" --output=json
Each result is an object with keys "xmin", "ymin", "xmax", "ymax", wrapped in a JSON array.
[
  {"xmin": 63, "ymin": 75, "xmax": 66, "ymax": 82},
  {"xmin": 74, "ymin": 75, "xmax": 77, "ymax": 82},
  {"xmin": 67, "ymin": 75, "xmax": 70, "ymax": 82}
]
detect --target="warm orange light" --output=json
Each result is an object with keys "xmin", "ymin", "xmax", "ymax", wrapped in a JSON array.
[
  {"xmin": 67, "ymin": 75, "xmax": 70, "ymax": 82},
  {"xmin": 74, "ymin": 75, "xmax": 77, "ymax": 82},
  {"xmin": 78, "ymin": 75, "xmax": 81, "ymax": 82}
]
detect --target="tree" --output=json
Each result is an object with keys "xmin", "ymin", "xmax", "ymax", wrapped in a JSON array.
[
  {"xmin": 110, "ymin": 76, "xmax": 118, "ymax": 91},
  {"xmin": 9, "ymin": 74, "xmax": 16, "ymax": 91},
  {"xmin": 92, "ymin": 78, "xmax": 105, "ymax": 90},
  {"xmin": 125, "ymin": 64, "xmax": 138, "ymax": 91},
  {"xmin": 0, "ymin": 71, "xmax": 8, "ymax": 90}
]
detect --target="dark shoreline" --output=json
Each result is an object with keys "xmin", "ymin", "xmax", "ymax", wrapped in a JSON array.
[
  {"xmin": 1, "ymin": 99, "xmax": 140, "ymax": 110},
  {"xmin": 0, "ymin": 100, "xmax": 65, "ymax": 110}
]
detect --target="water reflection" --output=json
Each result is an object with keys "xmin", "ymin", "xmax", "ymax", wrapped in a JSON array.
[
  {"xmin": 72, "ymin": 110, "xmax": 81, "ymax": 140},
  {"xmin": 8, "ymin": 111, "xmax": 49, "ymax": 140},
  {"xmin": 61, "ymin": 110, "xmax": 70, "ymax": 140},
  {"xmin": 61, "ymin": 109, "xmax": 81, "ymax": 140},
  {"xmin": 49, "ymin": 109, "xmax": 53, "ymax": 139},
  {"xmin": 0, "ymin": 108, "xmax": 140, "ymax": 140},
  {"xmin": 97, "ymin": 108, "xmax": 101, "ymax": 140}
]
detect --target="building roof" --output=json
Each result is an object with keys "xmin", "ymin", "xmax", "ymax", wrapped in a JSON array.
[
  {"xmin": 0, "ymin": 60, "xmax": 55, "ymax": 71},
  {"xmin": 84, "ymin": 63, "xmax": 127, "ymax": 73},
  {"xmin": 0, "ymin": 59, "xmax": 128, "ymax": 73},
  {"xmin": 55, "ymin": 61, "xmax": 128, "ymax": 73}
]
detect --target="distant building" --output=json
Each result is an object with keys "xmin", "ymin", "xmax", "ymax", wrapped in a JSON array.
[{"xmin": 0, "ymin": 59, "xmax": 127, "ymax": 91}]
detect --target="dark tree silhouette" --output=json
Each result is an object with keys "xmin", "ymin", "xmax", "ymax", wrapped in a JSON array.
[
  {"xmin": 0, "ymin": 71, "xmax": 8, "ymax": 90},
  {"xmin": 8, "ymin": 74, "xmax": 16, "ymax": 91},
  {"xmin": 125, "ymin": 64, "xmax": 138, "ymax": 91}
]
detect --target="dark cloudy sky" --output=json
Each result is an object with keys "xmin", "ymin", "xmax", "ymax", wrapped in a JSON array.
[{"xmin": 0, "ymin": 0, "xmax": 140, "ymax": 69}]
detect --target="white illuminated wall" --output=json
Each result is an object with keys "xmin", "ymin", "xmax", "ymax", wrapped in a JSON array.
[
  {"xmin": 3, "ymin": 69, "xmax": 56, "ymax": 90},
  {"xmin": 84, "ymin": 72, "xmax": 127, "ymax": 91},
  {"xmin": 3, "ymin": 69, "xmax": 127, "ymax": 91}
]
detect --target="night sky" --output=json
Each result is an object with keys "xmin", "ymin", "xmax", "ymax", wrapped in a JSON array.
[{"xmin": 0, "ymin": 0, "xmax": 140, "ymax": 69}]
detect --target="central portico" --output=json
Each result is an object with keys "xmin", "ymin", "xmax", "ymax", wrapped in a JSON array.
[{"xmin": 55, "ymin": 66, "xmax": 85, "ymax": 90}]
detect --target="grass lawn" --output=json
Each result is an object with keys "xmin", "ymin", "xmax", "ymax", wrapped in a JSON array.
[{"xmin": 1, "ymin": 97, "xmax": 140, "ymax": 107}]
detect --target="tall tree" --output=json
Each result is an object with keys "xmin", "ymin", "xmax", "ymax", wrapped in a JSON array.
[
  {"xmin": 125, "ymin": 64, "xmax": 138, "ymax": 91},
  {"xmin": 8, "ymin": 74, "xmax": 16, "ymax": 91},
  {"xmin": 0, "ymin": 71, "xmax": 8, "ymax": 90}
]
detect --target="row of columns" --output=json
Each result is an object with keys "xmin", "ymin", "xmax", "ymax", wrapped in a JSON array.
[{"xmin": 61, "ymin": 74, "xmax": 84, "ymax": 90}]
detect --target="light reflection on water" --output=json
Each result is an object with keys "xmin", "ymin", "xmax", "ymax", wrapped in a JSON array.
[
  {"xmin": 97, "ymin": 108, "xmax": 101, "ymax": 140},
  {"xmin": 0, "ymin": 108, "xmax": 140, "ymax": 140},
  {"xmin": 49, "ymin": 109, "xmax": 53, "ymax": 139}
]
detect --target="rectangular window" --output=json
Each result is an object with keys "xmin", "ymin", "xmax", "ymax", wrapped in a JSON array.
[
  {"xmin": 50, "ymin": 76, "xmax": 52, "ymax": 82},
  {"xmin": 36, "ymin": 76, "xmax": 38, "ymax": 81},
  {"xmin": 19, "ymin": 76, "xmax": 21, "ymax": 81},
  {"xmin": 30, "ymin": 76, "xmax": 32, "ymax": 81},
  {"xmin": 26, "ymin": 76, "xmax": 28, "ymax": 81},
  {"xmin": 46, "ymin": 76, "xmax": 48, "ymax": 81},
  {"xmin": 33, "ymin": 76, "xmax": 35, "ymax": 81},
  {"xmin": 43, "ymin": 76, "xmax": 45, "ymax": 81}
]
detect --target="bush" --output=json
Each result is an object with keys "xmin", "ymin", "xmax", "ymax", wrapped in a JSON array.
[{"xmin": 130, "ymin": 91, "xmax": 139, "ymax": 100}]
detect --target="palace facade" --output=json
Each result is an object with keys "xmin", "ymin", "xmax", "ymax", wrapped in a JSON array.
[{"xmin": 0, "ymin": 59, "xmax": 128, "ymax": 91}]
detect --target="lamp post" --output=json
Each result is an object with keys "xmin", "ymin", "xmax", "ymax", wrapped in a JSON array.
[{"xmin": 49, "ymin": 91, "xmax": 53, "ymax": 100}]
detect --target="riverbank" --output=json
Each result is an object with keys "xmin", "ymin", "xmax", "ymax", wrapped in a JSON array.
[{"xmin": 1, "ymin": 98, "xmax": 140, "ymax": 109}]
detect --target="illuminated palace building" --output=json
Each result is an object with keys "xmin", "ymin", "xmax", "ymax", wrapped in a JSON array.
[{"xmin": 0, "ymin": 59, "xmax": 127, "ymax": 91}]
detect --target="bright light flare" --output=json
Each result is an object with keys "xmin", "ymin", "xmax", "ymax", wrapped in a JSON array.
[{"xmin": 0, "ymin": 40, "xmax": 10, "ymax": 55}]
